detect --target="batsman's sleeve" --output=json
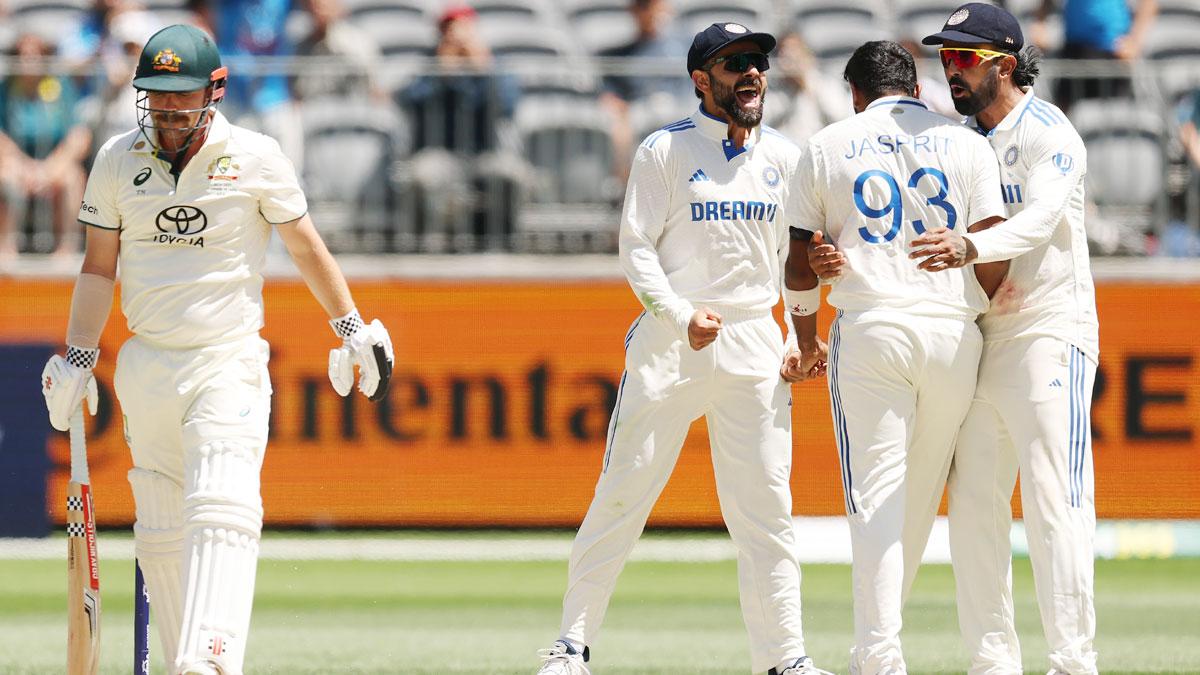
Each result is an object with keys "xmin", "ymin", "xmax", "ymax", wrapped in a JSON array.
[
  {"xmin": 258, "ymin": 137, "xmax": 308, "ymax": 225},
  {"xmin": 618, "ymin": 143, "xmax": 694, "ymax": 340},
  {"xmin": 966, "ymin": 135, "xmax": 1006, "ymax": 225},
  {"xmin": 964, "ymin": 132, "xmax": 1086, "ymax": 263},
  {"xmin": 78, "ymin": 141, "xmax": 120, "ymax": 230}
]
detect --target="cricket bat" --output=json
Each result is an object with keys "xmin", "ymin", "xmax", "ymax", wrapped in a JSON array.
[{"xmin": 67, "ymin": 408, "xmax": 101, "ymax": 674}]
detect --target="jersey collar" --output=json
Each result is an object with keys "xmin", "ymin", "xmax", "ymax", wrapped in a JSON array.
[
  {"xmin": 967, "ymin": 87, "xmax": 1036, "ymax": 137},
  {"xmin": 865, "ymin": 95, "xmax": 928, "ymax": 112},
  {"xmin": 691, "ymin": 104, "xmax": 761, "ymax": 160}
]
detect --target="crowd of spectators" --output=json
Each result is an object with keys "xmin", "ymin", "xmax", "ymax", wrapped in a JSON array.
[{"xmin": 0, "ymin": 0, "xmax": 1196, "ymax": 257}]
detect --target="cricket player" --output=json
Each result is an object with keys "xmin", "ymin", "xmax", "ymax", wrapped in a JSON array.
[
  {"xmin": 915, "ymin": 4, "xmax": 1101, "ymax": 673},
  {"xmin": 39, "ymin": 24, "xmax": 393, "ymax": 675},
  {"xmin": 786, "ymin": 40, "xmax": 1008, "ymax": 674},
  {"xmin": 537, "ymin": 22, "xmax": 831, "ymax": 675}
]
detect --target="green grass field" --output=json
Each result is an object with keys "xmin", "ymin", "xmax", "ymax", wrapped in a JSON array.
[{"xmin": 1, "ymin": 538, "xmax": 1197, "ymax": 674}]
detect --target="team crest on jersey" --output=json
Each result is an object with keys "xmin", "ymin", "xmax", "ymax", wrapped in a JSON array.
[
  {"xmin": 207, "ymin": 155, "xmax": 240, "ymax": 182},
  {"xmin": 152, "ymin": 49, "xmax": 182, "ymax": 72},
  {"xmin": 1003, "ymin": 145, "xmax": 1019, "ymax": 166},
  {"xmin": 762, "ymin": 166, "xmax": 781, "ymax": 189}
]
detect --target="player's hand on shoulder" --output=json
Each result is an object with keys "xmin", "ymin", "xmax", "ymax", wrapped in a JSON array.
[
  {"xmin": 807, "ymin": 231, "xmax": 846, "ymax": 280},
  {"xmin": 41, "ymin": 347, "xmax": 100, "ymax": 431},
  {"xmin": 327, "ymin": 310, "xmax": 395, "ymax": 401},
  {"xmin": 909, "ymin": 226, "xmax": 975, "ymax": 271},
  {"xmin": 687, "ymin": 308, "xmax": 722, "ymax": 351}
]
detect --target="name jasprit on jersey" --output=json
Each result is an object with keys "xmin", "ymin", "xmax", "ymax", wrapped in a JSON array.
[
  {"xmin": 844, "ymin": 134, "xmax": 955, "ymax": 159},
  {"xmin": 690, "ymin": 200, "xmax": 779, "ymax": 222}
]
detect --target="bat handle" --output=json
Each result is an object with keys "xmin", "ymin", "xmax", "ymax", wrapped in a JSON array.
[
  {"xmin": 69, "ymin": 407, "xmax": 89, "ymax": 485},
  {"xmin": 134, "ymin": 561, "xmax": 151, "ymax": 675}
]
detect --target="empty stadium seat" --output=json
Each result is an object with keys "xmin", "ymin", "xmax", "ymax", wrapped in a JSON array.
[
  {"xmin": 516, "ymin": 96, "xmax": 614, "ymax": 204},
  {"xmin": 301, "ymin": 96, "xmax": 407, "ymax": 248},
  {"xmin": 1071, "ymin": 98, "xmax": 1166, "ymax": 230},
  {"xmin": 566, "ymin": 2, "xmax": 637, "ymax": 55}
]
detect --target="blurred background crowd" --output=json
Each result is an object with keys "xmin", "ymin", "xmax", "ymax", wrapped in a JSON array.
[{"xmin": 0, "ymin": 0, "xmax": 1197, "ymax": 258}]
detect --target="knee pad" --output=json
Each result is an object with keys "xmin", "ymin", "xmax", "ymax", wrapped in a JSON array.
[
  {"xmin": 128, "ymin": 468, "xmax": 185, "ymax": 669},
  {"xmin": 176, "ymin": 441, "xmax": 264, "ymax": 675}
]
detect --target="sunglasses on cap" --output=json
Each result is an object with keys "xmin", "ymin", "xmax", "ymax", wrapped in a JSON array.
[
  {"xmin": 938, "ymin": 47, "xmax": 1012, "ymax": 69},
  {"xmin": 707, "ymin": 51, "xmax": 770, "ymax": 73}
]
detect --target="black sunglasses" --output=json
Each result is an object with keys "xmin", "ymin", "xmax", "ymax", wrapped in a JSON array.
[{"xmin": 707, "ymin": 51, "xmax": 770, "ymax": 73}]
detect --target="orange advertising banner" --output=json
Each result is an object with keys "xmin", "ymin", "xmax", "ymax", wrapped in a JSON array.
[{"xmin": 5, "ymin": 278, "xmax": 1198, "ymax": 528}]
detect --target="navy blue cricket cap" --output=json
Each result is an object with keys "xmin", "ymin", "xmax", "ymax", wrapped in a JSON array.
[
  {"xmin": 687, "ymin": 22, "xmax": 776, "ymax": 74},
  {"xmin": 922, "ymin": 2, "xmax": 1023, "ymax": 53}
]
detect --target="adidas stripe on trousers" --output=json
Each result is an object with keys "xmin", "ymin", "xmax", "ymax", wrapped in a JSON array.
[
  {"xmin": 948, "ymin": 335, "xmax": 1098, "ymax": 675},
  {"xmin": 559, "ymin": 308, "xmax": 808, "ymax": 674}
]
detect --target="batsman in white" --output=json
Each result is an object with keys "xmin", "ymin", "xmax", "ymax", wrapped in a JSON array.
[
  {"xmin": 537, "ymin": 22, "xmax": 831, "ymax": 675},
  {"xmin": 786, "ymin": 40, "xmax": 1008, "ymax": 674},
  {"xmin": 39, "ymin": 24, "xmax": 393, "ymax": 675},
  {"xmin": 915, "ymin": 4, "xmax": 1100, "ymax": 673}
]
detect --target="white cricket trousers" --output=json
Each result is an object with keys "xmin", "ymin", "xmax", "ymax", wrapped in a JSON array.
[
  {"xmin": 948, "ymin": 336, "xmax": 1097, "ymax": 675},
  {"xmin": 826, "ymin": 310, "xmax": 983, "ymax": 675},
  {"xmin": 560, "ymin": 308, "xmax": 807, "ymax": 674},
  {"xmin": 115, "ymin": 334, "xmax": 271, "ymax": 675}
]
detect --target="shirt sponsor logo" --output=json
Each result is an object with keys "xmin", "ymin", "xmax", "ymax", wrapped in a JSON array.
[
  {"xmin": 133, "ymin": 167, "xmax": 152, "ymax": 186},
  {"xmin": 79, "ymin": 201, "xmax": 100, "ymax": 216},
  {"xmin": 688, "ymin": 169, "xmax": 710, "ymax": 182},
  {"xmin": 690, "ymin": 200, "xmax": 777, "ymax": 222},
  {"xmin": 1002, "ymin": 183, "xmax": 1024, "ymax": 204},
  {"xmin": 154, "ymin": 205, "xmax": 207, "ymax": 246}
]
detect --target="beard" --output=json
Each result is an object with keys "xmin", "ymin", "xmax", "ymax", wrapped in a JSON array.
[
  {"xmin": 950, "ymin": 67, "xmax": 999, "ymax": 116},
  {"xmin": 712, "ymin": 74, "xmax": 764, "ymax": 128}
]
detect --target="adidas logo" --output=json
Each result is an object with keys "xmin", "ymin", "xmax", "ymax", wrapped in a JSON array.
[
  {"xmin": 1050, "ymin": 379, "xmax": 1063, "ymax": 387},
  {"xmin": 688, "ymin": 169, "xmax": 710, "ymax": 182}
]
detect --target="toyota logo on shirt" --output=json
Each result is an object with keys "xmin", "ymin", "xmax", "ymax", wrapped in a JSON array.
[{"xmin": 155, "ymin": 205, "xmax": 208, "ymax": 236}]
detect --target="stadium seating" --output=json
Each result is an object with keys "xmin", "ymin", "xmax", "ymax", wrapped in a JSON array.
[{"xmin": 1071, "ymin": 98, "xmax": 1168, "ymax": 233}]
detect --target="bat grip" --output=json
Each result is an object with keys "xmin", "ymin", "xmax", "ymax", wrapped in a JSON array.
[{"xmin": 69, "ymin": 406, "xmax": 89, "ymax": 484}]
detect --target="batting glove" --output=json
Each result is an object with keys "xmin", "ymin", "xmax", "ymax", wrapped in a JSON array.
[
  {"xmin": 41, "ymin": 346, "xmax": 99, "ymax": 431},
  {"xmin": 327, "ymin": 310, "xmax": 394, "ymax": 401}
]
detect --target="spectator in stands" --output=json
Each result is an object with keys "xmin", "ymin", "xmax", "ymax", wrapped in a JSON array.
[
  {"xmin": 204, "ymin": 0, "xmax": 306, "ymax": 168},
  {"xmin": 77, "ymin": 11, "xmax": 159, "ymax": 146},
  {"xmin": 598, "ymin": 0, "xmax": 690, "ymax": 181},
  {"xmin": 765, "ymin": 29, "xmax": 849, "ymax": 145},
  {"xmin": 1034, "ymin": 0, "xmax": 1158, "ymax": 111},
  {"xmin": 292, "ymin": 0, "xmax": 384, "ymax": 102},
  {"xmin": 58, "ymin": 0, "xmax": 159, "ymax": 96},
  {"xmin": 0, "ymin": 33, "xmax": 92, "ymax": 260},
  {"xmin": 398, "ymin": 5, "xmax": 528, "ymax": 250}
]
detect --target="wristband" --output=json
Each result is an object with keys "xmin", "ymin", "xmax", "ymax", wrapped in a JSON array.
[
  {"xmin": 783, "ymin": 286, "xmax": 820, "ymax": 317},
  {"xmin": 65, "ymin": 345, "xmax": 100, "ymax": 370},
  {"xmin": 330, "ymin": 309, "xmax": 364, "ymax": 340}
]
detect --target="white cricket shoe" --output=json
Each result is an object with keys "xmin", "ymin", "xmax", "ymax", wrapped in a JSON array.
[
  {"xmin": 770, "ymin": 656, "xmax": 836, "ymax": 675},
  {"xmin": 536, "ymin": 640, "xmax": 591, "ymax": 674}
]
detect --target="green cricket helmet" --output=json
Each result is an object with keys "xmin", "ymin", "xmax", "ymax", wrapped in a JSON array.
[{"xmin": 132, "ymin": 24, "xmax": 228, "ymax": 153}]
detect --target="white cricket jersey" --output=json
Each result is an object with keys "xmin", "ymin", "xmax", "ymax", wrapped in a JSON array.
[
  {"xmin": 962, "ymin": 89, "xmax": 1099, "ymax": 360},
  {"xmin": 78, "ymin": 111, "xmax": 307, "ymax": 349},
  {"xmin": 792, "ymin": 96, "xmax": 1005, "ymax": 319},
  {"xmin": 619, "ymin": 106, "xmax": 802, "ymax": 338}
]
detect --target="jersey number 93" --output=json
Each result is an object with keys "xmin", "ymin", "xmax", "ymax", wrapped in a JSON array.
[{"xmin": 852, "ymin": 167, "xmax": 957, "ymax": 243}]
